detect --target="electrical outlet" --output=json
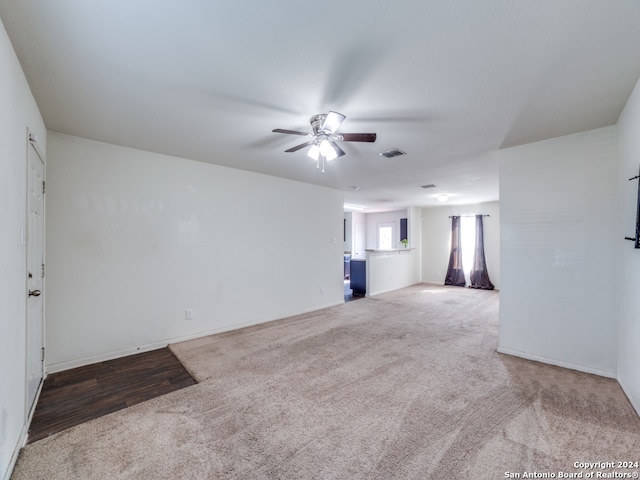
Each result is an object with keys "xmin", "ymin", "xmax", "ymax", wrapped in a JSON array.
[{"xmin": 185, "ymin": 308, "xmax": 193, "ymax": 320}]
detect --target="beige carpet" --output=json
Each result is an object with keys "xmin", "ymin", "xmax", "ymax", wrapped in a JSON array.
[{"xmin": 12, "ymin": 284, "xmax": 640, "ymax": 479}]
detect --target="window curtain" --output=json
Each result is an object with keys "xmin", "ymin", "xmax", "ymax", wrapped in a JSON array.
[
  {"xmin": 469, "ymin": 215, "xmax": 494, "ymax": 290},
  {"xmin": 444, "ymin": 216, "xmax": 466, "ymax": 287}
]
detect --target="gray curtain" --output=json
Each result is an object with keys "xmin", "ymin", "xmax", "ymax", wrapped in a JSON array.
[
  {"xmin": 444, "ymin": 216, "xmax": 466, "ymax": 287},
  {"xmin": 469, "ymin": 215, "xmax": 494, "ymax": 290}
]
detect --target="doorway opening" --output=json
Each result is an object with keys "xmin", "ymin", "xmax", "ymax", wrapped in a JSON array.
[{"xmin": 344, "ymin": 214, "xmax": 366, "ymax": 302}]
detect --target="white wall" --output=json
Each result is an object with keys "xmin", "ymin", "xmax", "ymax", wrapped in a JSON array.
[
  {"xmin": 45, "ymin": 132, "xmax": 344, "ymax": 372},
  {"xmin": 366, "ymin": 210, "xmax": 407, "ymax": 249},
  {"xmin": 366, "ymin": 206, "xmax": 422, "ymax": 296},
  {"xmin": 351, "ymin": 211, "xmax": 366, "ymax": 259},
  {"xmin": 421, "ymin": 202, "xmax": 500, "ymax": 289},
  {"xmin": 343, "ymin": 211, "xmax": 352, "ymax": 252},
  {"xmin": 408, "ymin": 206, "xmax": 422, "ymax": 279},
  {"xmin": 498, "ymin": 127, "xmax": 618, "ymax": 377},
  {"xmin": 617, "ymin": 76, "xmax": 640, "ymax": 415},
  {"xmin": 0, "ymin": 17, "xmax": 47, "ymax": 480},
  {"xmin": 366, "ymin": 250, "xmax": 419, "ymax": 296}
]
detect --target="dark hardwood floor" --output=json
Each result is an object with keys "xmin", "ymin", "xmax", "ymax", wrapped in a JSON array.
[{"xmin": 28, "ymin": 347, "xmax": 196, "ymax": 443}]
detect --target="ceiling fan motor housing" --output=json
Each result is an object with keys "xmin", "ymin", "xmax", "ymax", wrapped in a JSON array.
[{"xmin": 310, "ymin": 114, "xmax": 327, "ymax": 135}]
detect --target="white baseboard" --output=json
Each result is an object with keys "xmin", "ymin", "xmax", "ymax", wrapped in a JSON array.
[
  {"xmin": 367, "ymin": 282, "xmax": 421, "ymax": 297},
  {"xmin": 3, "ymin": 423, "xmax": 27, "ymax": 480},
  {"xmin": 496, "ymin": 347, "xmax": 617, "ymax": 379},
  {"xmin": 417, "ymin": 281, "xmax": 500, "ymax": 291},
  {"xmin": 47, "ymin": 340, "xmax": 172, "ymax": 373},
  {"xmin": 617, "ymin": 375, "xmax": 640, "ymax": 419},
  {"xmin": 46, "ymin": 300, "xmax": 345, "ymax": 373}
]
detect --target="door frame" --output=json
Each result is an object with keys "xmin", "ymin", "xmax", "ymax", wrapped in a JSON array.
[
  {"xmin": 354, "ymin": 222, "xmax": 366, "ymax": 259},
  {"xmin": 25, "ymin": 128, "xmax": 46, "ymax": 421}
]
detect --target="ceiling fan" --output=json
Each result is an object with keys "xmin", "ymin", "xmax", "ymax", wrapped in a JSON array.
[{"xmin": 272, "ymin": 111, "xmax": 376, "ymax": 173}]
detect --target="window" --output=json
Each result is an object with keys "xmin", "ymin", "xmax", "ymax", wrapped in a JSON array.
[{"xmin": 460, "ymin": 216, "xmax": 476, "ymax": 277}]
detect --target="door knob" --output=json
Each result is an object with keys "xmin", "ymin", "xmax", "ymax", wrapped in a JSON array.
[{"xmin": 29, "ymin": 289, "xmax": 41, "ymax": 297}]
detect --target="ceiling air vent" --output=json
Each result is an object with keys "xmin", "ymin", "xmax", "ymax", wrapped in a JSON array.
[
  {"xmin": 421, "ymin": 184, "xmax": 436, "ymax": 189},
  {"xmin": 378, "ymin": 148, "xmax": 406, "ymax": 158}
]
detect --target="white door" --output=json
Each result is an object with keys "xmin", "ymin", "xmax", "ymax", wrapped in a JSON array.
[
  {"xmin": 354, "ymin": 223, "xmax": 366, "ymax": 259},
  {"xmin": 26, "ymin": 137, "xmax": 45, "ymax": 413},
  {"xmin": 377, "ymin": 223, "xmax": 395, "ymax": 250}
]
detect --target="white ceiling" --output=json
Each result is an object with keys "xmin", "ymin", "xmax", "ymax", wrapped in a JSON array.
[{"xmin": 2, "ymin": 1, "xmax": 640, "ymax": 212}]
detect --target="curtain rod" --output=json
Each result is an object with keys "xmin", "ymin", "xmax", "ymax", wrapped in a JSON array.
[{"xmin": 448, "ymin": 215, "xmax": 490, "ymax": 218}]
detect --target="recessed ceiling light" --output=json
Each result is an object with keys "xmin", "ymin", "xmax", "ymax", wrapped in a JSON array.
[
  {"xmin": 437, "ymin": 194, "xmax": 449, "ymax": 202},
  {"xmin": 348, "ymin": 185, "xmax": 360, "ymax": 191},
  {"xmin": 344, "ymin": 203, "xmax": 366, "ymax": 211}
]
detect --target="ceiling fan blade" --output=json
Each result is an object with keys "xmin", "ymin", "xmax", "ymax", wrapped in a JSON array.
[
  {"xmin": 273, "ymin": 129, "xmax": 312, "ymax": 136},
  {"xmin": 285, "ymin": 141, "xmax": 315, "ymax": 153},
  {"xmin": 330, "ymin": 141, "xmax": 346, "ymax": 159},
  {"xmin": 339, "ymin": 133, "xmax": 377, "ymax": 142},
  {"xmin": 322, "ymin": 111, "xmax": 346, "ymax": 134}
]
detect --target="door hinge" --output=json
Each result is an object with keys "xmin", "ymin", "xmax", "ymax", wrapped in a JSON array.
[
  {"xmin": 42, "ymin": 180, "xmax": 45, "ymax": 194},
  {"xmin": 41, "ymin": 347, "xmax": 45, "ymax": 362},
  {"xmin": 42, "ymin": 263, "xmax": 45, "ymax": 278}
]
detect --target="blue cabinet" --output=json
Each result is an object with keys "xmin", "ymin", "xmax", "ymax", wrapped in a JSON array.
[{"xmin": 350, "ymin": 259, "xmax": 366, "ymax": 296}]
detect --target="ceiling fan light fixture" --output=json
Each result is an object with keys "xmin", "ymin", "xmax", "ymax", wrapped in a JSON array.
[
  {"xmin": 307, "ymin": 144, "xmax": 320, "ymax": 161},
  {"xmin": 320, "ymin": 139, "xmax": 335, "ymax": 160}
]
